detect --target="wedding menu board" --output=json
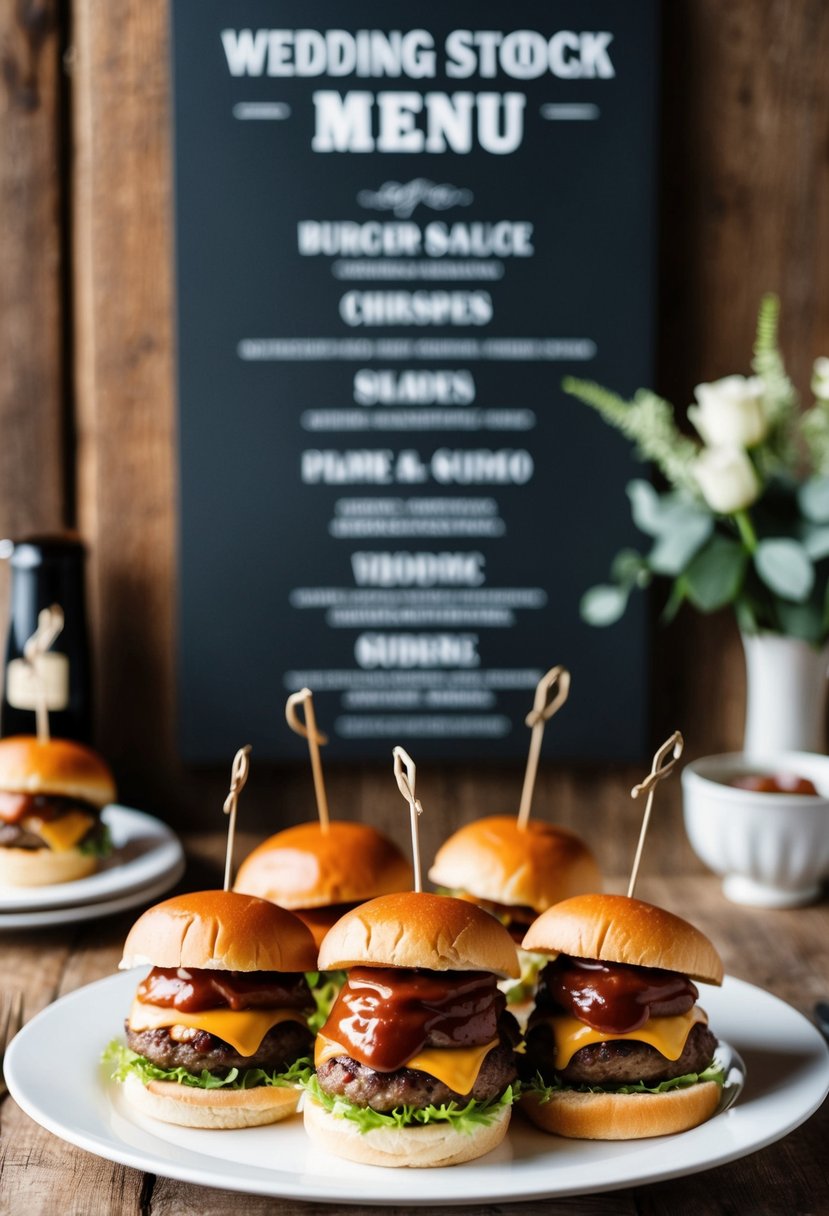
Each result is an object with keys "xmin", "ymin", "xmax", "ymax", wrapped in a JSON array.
[{"xmin": 172, "ymin": 1, "xmax": 657, "ymax": 762}]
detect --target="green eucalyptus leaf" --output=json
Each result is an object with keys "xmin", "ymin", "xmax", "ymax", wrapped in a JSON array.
[
  {"xmin": 626, "ymin": 480, "xmax": 665, "ymax": 537},
  {"xmin": 647, "ymin": 515, "xmax": 713, "ymax": 576},
  {"xmin": 798, "ymin": 477, "xmax": 829, "ymax": 523},
  {"xmin": 775, "ymin": 600, "xmax": 826, "ymax": 645},
  {"xmin": 683, "ymin": 537, "xmax": 748, "ymax": 612},
  {"xmin": 754, "ymin": 538, "xmax": 814, "ymax": 603},
  {"xmin": 580, "ymin": 584, "xmax": 629, "ymax": 627},
  {"xmin": 734, "ymin": 598, "xmax": 759, "ymax": 635},
  {"xmin": 611, "ymin": 548, "xmax": 649, "ymax": 589},
  {"xmin": 802, "ymin": 525, "xmax": 829, "ymax": 561}
]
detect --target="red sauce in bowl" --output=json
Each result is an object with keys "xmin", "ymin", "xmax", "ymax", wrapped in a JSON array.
[{"xmin": 729, "ymin": 773, "xmax": 818, "ymax": 795}]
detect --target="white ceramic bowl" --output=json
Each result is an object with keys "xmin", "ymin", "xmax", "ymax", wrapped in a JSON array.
[{"xmin": 681, "ymin": 752, "xmax": 829, "ymax": 908}]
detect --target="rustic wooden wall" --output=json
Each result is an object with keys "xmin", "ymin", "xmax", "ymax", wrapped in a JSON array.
[
  {"xmin": 2, "ymin": 1, "xmax": 829, "ymax": 881},
  {"xmin": 0, "ymin": 0, "xmax": 66, "ymax": 604}
]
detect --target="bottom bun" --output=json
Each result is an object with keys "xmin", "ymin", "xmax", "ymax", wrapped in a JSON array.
[
  {"xmin": 123, "ymin": 1072, "xmax": 301, "ymax": 1129},
  {"xmin": 0, "ymin": 846, "xmax": 97, "ymax": 887},
  {"xmin": 520, "ymin": 1082, "xmax": 722, "ymax": 1140},
  {"xmin": 303, "ymin": 1097, "xmax": 511, "ymax": 1168}
]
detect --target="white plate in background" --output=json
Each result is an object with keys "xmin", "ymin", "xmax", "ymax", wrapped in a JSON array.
[
  {"xmin": 5, "ymin": 974, "xmax": 828, "ymax": 1204},
  {"xmin": 0, "ymin": 806, "xmax": 184, "ymax": 912},
  {"xmin": 0, "ymin": 860, "xmax": 186, "ymax": 929}
]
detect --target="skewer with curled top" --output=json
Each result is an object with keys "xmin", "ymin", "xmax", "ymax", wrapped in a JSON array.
[
  {"xmin": 286, "ymin": 687, "xmax": 330, "ymax": 834},
  {"xmin": 516, "ymin": 665, "xmax": 571, "ymax": 830},
  {"xmin": 222, "ymin": 745, "xmax": 252, "ymax": 891},
  {"xmin": 393, "ymin": 746, "xmax": 424, "ymax": 893},
  {"xmin": 23, "ymin": 604, "xmax": 65, "ymax": 744},
  {"xmin": 627, "ymin": 731, "xmax": 684, "ymax": 898}
]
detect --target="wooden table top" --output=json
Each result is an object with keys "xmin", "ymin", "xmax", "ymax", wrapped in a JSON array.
[{"xmin": 1, "ymin": 838, "xmax": 827, "ymax": 1215}]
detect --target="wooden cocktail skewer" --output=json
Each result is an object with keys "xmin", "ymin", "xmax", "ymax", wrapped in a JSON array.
[
  {"xmin": 223, "ymin": 745, "xmax": 252, "ymax": 891},
  {"xmin": 516, "ymin": 665, "xmax": 571, "ymax": 830},
  {"xmin": 627, "ymin": 731, "xmax": 684, "ymax": 898},
  {"xmin": 23, "ymin": 604, "xmax": 65, "ymax": 745},
  {"xmin": 393, "ymin": 746, "xmax": 424, "ymax": 893},
  {"xmin": 286, "ymin": 688, "xmax": 330, "ymax": 834}
]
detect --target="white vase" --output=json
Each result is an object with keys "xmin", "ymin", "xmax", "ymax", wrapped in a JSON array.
[{"xmin": 741, "ymin": 631, "xmax": 829, "ymax": 757}]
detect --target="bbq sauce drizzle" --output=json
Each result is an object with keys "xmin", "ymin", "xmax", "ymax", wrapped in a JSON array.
[
  {"xmin": 535, "ymin": 955, "xmax": 698, "ymax": 1034},
  {"xmin": 137, "ymin": 967, "xmax": 313, "ymax": 1014},
  {"xmin": 321, "ymin": 967, "xmax": 503, "ymax": 1072}
]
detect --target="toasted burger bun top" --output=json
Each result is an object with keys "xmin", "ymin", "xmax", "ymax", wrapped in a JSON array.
[
  {"xmin": 234, "ymin": 820, "xmax": 412, "ymax": 909},
  {"xmin": 428, "ymin": 815, "xmax": 602, "ymax": 913},
  {"xmin": 318, "ymin": 890, "xmax": 520, "ymax": 979},
  {"xmin": 521, "ymin": 893, "xmax": 723, "ymax": 985},
  {"xmin": 0, "ymin": 735, "xmax": 116, "ymax": 808},
  {"xmin": 119, "ymin": 889, "xmax": 318, "ymax": 972}
]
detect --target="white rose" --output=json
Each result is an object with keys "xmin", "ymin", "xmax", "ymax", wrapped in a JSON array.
[
  {"xmin": 692, "ymin": 445, "xmax": 760, "ymax": 514},
  {"xmin": 688, "ymin": 375, "xmax": 768, "ymax": 448},
  {"xmin": 811, "ymin": 357, "xmax": 829, "ymax": 401}
]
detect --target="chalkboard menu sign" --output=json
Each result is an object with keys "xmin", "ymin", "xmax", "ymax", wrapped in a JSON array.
[{"xmin": 171, "ymin": 1, "xmax": 657, "ymax": 763}]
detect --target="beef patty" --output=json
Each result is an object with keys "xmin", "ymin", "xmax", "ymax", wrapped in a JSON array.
[
  {"xmin": 316, "ymin": 1027, "xmax": 518, "ymax": 1110},
  {"xmin": 523, "ymin": 1020, "xmax": 718, "ymax": 1088},
  {"xmin": 125, "ymin": 1018, "xmax": 313, "ymax": 1075}
]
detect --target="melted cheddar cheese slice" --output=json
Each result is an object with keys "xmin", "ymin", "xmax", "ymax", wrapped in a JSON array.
[
  {"xmin": 128, "ymin": 998, "xmax": 307, "ymax": 1058},
  {"xmin": 315, "ymin": 1032, "xmax": 498, "ymax": 1097},
  {"xmin": 544, "ymin": 1005, "xmax": 708, "ymax": 1071},
  {"xmin": 23, "ymin": 811, "xmax": 94, "ymax": 852}
]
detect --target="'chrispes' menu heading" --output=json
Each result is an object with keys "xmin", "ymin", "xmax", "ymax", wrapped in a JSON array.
[{"xmin": 220, "ymin": 28, "xmax": 616, "ymax": 154}]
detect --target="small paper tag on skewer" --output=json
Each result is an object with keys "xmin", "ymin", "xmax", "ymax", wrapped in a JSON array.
[
  {"xmin": 516, "ymin": 665, "xmax": 571, "ymax": 830},
  {"xmin": 627, "ymin": 731, "xmax": 684, "ymax": 899},
  {"xmin": 393, "ymin": 746, "xmax": 424, "ymax": 893},
  {"xmin": 286, "ymin": 687, "xmax": 330, "ymax": 834},
  {"xmin": 22, "ymin": 605, "xmax": 65, "ymax": 745},
  {"xmin": 223, "ymin": 745, "xmax": 252, "ymax": 891}
]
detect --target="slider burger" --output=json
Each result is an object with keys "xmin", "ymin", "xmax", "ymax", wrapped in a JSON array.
[
  {"xmin": 0, "ymin": 735, "xmax": 116, "ymax": 886},
  {"xmin": 304, "ymin": 890, "xmax": 521, "ymax": 1168},
  {"xmin": 107, "ymin": 890, "xmax": 318, "ymax": 1128},
  {"xmin": 428, "ymin": 816, "xmax": 602, "ymax": 1005},
  {"xmin": 234, "ymin": 820, "xmax": 412, "ymax": 948},
  {"xmin": 520, "ymin": 893, "xmax": 725, "ymax": 1139}
]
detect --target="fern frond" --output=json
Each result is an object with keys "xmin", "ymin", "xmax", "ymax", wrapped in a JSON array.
[
  {"xmin": 754, "ymin": 293, "xmax": 780, "ymax": 361},
  {"xmin": 750, "ymin": 292, "xmax": 799, "ymax": 469},
  {"xmin": 563, "ymin": 377, "xmax": 699, "ymax": 493}
]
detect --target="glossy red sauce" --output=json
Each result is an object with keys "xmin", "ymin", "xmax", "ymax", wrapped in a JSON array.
[
  {"xmin": 730, "ymin": 773, "xmax": 818, "ymax": 795},
  {"xmin": 537, "ymin": 955, "xmax": 698, "ymax": 1034},
  {"xmin": 0, "ymin": 792, "xmax": 91, "ymax": 825},
  {"xmin": 137, "ymin": 967, "xmax": 312, "ymax": 1013},
  {"xmin": 321, "ymin": 967, "xmax": 502, "ymax": 1072}
]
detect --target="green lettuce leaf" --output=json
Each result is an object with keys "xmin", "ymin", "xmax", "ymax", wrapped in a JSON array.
[
  {"xmin": 526, "ymin": 1063, "xmax": 725, "ymax": 1102},
  {"xmin": 305, "ymin": 970, "xmax": 347, "ymax": 1034},
  {"xmin": 303, "ymin": 1073, "xmax": 519, "ymax": 1134},
  {"xmin": 79, "ymin": 823, "xmax": 113, "ymax": 858},
  {"xmin": 102, "ymin": 1040, "xmax": 313, "ymax": 1090},
  {"xmin": 505, "ymin": 951, "xmax": 548, "ymax": 1006}
]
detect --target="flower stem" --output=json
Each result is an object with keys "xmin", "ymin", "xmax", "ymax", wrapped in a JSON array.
[{"xmin": 734, "ymin": 509, "xmax": 759, "ymax": 553}]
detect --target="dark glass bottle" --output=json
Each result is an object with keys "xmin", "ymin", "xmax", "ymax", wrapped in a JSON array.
[{"xmin": 0, "ymin": 535, "xmax": 92, "ymax": 742}]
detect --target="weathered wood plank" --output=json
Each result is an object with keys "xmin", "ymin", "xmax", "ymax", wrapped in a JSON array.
[
  {"xmin": 71, "ymin": 0, "xmax": 178, "ymax": 799},
  {"xmin": 0, "ymin": 0, "xmax": 66, "ymax": 615}
]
